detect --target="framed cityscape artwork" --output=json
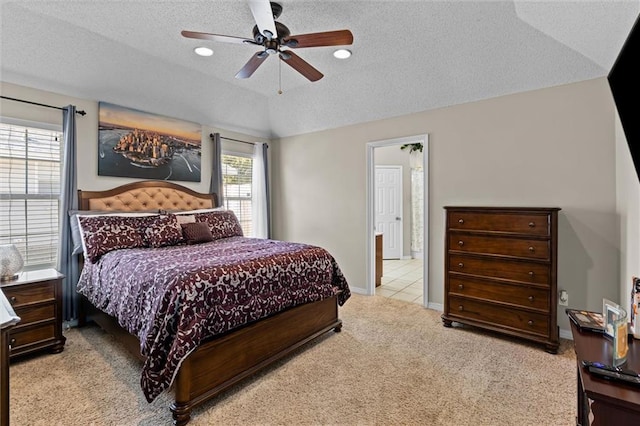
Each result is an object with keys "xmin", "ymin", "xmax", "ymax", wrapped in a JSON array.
[{"xmin": 98, "ymin": 102, "xmax": 202, "ymax": 182}]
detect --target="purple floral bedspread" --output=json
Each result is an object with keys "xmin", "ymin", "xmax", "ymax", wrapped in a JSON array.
[{"xmin": 77, "ymin": 236, "xmax": 350, "ymax": 402}]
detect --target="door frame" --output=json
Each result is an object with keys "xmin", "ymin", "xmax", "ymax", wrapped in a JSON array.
[
  {"xmin": 366, "ymin": 134, "xmax": 429, "ymax": 306},
  {"xmin": 375, "ymin": 165, "xmax": 403, "ymax": 260}
]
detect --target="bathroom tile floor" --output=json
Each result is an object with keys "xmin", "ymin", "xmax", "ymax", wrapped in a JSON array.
[{"xmin": 376, "ymin": 258, "xmax": 423, "ymax": 305}]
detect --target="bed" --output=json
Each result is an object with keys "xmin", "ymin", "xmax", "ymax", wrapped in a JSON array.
[{"xmin": 75, "ymin": 180, "xmax": 350, "ymax": 425}]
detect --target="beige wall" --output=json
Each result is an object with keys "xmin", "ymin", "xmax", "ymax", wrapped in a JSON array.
[
  {"xmin": 272, "ymin": 77, "xmax": 627, "ymax": 333},
  {"xmin": 0, "ymin": 81, "xmax": 264, "ymax": 195}
]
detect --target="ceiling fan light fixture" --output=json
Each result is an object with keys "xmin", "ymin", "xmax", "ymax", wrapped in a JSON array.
[
  {"xmin": 333, "ymin": 49, "xmax": 351, "ymax": 59},
  {"xmin": 194, "ymin": 47, "xmax": 213, "ymax": 57}
]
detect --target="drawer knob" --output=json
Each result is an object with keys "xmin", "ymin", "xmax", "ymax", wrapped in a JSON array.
[
  {"xmin": 9, "ymin": 338, "xmax": 16, "ymax": 346},
  {"xmin": 528, "ymin": 320, "xmax": 534, "ymax": 326},
  {"xmin": 458, "ymin": 305, "xmax": 464, "ymax": 312},
  {"xmin": 9, "ymin": 296, "xmax": 16, "ymax": 304},
  {"xmin": 458, "ymin": 284, "xmax": 464, "ymax": 290},
  {"xmin": 458, "ymin": 219, "xmax": 464, "ymax": 224},
  {"xmin": 528, "ymin": 296, "xmax": 534, "ymax": 302},
  {"xmin": 458, "ymin": 262, "xmax": 464, "ymax": 268},
  {"xmin": 528, "ymin": 246, "xmax": 535, "ymax": 252},
  {"xmin": 529, "ymin": 222, "xmax": 535, "ymax": 228},
  {"xmin": 458, "ymin": 240, "xmax": 464, "ymax": 247},
  {"xmin": 528, "ymin": 271, "xmax": 534, "ymax": 277}
]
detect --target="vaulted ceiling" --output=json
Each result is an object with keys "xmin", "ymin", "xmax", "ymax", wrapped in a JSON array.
[{"xmin": 1, "ymin": 1, "xmax": 638, "ymax": 138}]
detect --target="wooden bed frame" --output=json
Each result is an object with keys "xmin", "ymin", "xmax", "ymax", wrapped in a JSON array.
[{"xmin": 77, "ymin": 180, "xmax": 343, "ymax": 425}]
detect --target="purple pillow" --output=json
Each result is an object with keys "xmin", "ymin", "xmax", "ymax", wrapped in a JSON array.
[
  {"xmin": 143, "ymin": 214, "xmax": 184, "ymax": 248},
  {"xmin": 181, "ymin": 222, "xmax": 215, "ymax": 244},
  {"xmin": 194, "ymin": 210, "xmax": 244, "ymax": 240},
  {"xmin": 78, "ymin": 215, "xmax": 146, "ymax": 262}
]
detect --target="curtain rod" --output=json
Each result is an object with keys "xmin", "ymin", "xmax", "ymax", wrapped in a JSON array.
[
  {"xmin": 212, "ymin": 133, "xmax": 268, "ymax": 148},
  {"xmin": 0, "ymin": 95, "xmax": 87, "ymax": 116}
]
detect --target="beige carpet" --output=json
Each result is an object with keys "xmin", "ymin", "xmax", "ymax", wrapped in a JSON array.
[{"xmin": 10, "ymin": 294, "xmax": 576, "ymax": 425}]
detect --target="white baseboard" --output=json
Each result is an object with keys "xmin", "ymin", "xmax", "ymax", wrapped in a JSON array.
[
  {"xmin": 427, "ymin": 302, "xmax": 443, "ymax": 311},
  {"xmin": 350, "ymin": 286, "xmax": 369, "ymax": 295},
  {"xmin": 559, "ymin": 328, "xmax": 573, "ymax": 340}
]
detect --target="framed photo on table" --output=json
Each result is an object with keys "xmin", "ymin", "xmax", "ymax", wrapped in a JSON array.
[{"xmin": 603, "ymin": 298, "xmax": 621, "ymax": 338}]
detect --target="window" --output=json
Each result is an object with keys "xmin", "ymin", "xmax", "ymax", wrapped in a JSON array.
[
  {"xmin": 221, "ymin": 153, "xmax": 253, "ymax": 235},
  {"xmin": 0, "ymin": 120, "xmax": 62, "ymax": 269}
]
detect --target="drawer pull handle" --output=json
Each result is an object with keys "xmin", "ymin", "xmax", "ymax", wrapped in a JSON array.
[
  {"xmin": 458, "ymin": 240, "xmax": 464, "ymax": 247},
  {"xmin": 458, "ymin": 305, "xmax": 464, "ymax": 312},
  {"xmin": 528, "ymin": 271, "xmax": 534, "ymax": 277},
  {"xmin": 458, "ymin": 262, "xmax": 464, "ymax": 268},
  {"xmin": 529, "ymin": 222, "xmax": 535, "ymax": 228},
  {"xmin": 9, "ymin": 296, "xmax": 16, "ymax": 304},
  {"xmin": 528, "ymin": 320, "xmax": 534, "ymax": 326},
  {"xmin": 528, "ymin": 296, "xmax": 534, "ymax": 302},
  {"xmin": 528, "ymin": 246, "xmax": 535, "ymax": 252},
  {"xmin": 458, "ymin": 219, "xmax": 464, "ymax": 224},
  {"xmin": 458, "ymin": 284, "xmax": 464, "ymax": 290}
]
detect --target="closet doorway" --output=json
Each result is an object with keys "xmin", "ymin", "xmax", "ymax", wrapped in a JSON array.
[{"xmin": 365, "ymin": 134, "xmax": 429, "ymax": 306}]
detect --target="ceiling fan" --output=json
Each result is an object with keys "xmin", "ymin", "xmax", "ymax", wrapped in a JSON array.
[{"xmin": 181, "ymin": 0, "xmax": 353, "ymax": 82}]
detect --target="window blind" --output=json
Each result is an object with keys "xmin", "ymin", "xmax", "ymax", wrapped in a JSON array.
[
  {"xmin": 0, "ymin": 121, "xmax": 62, "ymax": 269},
  {"xmin": 221, "ymin": 153, "xmax": 253, "ymax": 235}
]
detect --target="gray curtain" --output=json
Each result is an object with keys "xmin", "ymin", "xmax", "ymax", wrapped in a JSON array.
[
  {"xmin": 210, "ymin": 132, "xmax": 224, "ymax": 206},
  {"xmin": 261, "ymin": 143, "xmax": 271, "ymax": 238},
  {"xmin": 58, "ymin": 105, "xmax": 79, "ymax": 322}
]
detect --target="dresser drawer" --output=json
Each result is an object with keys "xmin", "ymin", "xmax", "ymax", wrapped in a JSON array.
[
  {"xmin": 3, "ymin": 281, "xmax": 55, "ymax": 307},
  {"xmin": 449, "ymin": 254, "xmax": 549, "ymax": 285},
  {"xmin": 449, "ymin": 234, "xmax": 549, "ymax": 260},
  {"xmin": 448, "ymin": 211, "xmax": 550, "ymax": 236},
  {"xmin": 9, "ymin": 323, "xmax": 56, "ymax": 350},
  {"xmin": 448, "ymin": 296, "xmax": 549, "ymax": 336},
  {"xmin": 13, "ymin": 303, "xmax": 56, "ymax": 325},
  {"xmin": 449, "ymin": 277, "xmax": 550, "ymax": 311}
]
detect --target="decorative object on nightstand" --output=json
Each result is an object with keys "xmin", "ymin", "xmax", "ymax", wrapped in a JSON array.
[
  {"xmin": 0, "ymin": 244, "xmax": 24, "ymax": 282},
  {"xmin": 1, "ymin": 268, "xmax": 66, "ymax": 358},
  {"xmin": 442, "ymin": 206, "xmax": 560, "ymax": 353}
]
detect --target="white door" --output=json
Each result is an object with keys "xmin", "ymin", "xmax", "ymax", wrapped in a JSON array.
[{"xmin": 375, "ymin": 166, "xmax": 402, "ymax": 259}]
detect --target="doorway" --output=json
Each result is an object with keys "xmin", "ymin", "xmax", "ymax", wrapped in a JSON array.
[{"xmin": 366, "ymin": 134, "xmax": 429, "ymax": 306}]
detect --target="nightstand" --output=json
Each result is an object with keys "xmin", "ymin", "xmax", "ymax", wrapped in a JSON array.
[{"xmin": 1, "ymin": 269, "xmax": 66, "ymax": 359}]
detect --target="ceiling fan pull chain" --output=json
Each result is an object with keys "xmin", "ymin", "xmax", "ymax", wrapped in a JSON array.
[{"xmin": 278, "ymin": 57, "xmax": 283, "ymax": 95}]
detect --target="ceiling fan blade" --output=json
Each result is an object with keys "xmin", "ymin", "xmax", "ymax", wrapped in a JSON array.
[
  {"xmin": 235, "ymin": 52, "xmax": 269, "ymax": 79},
  {"xmin": 280, "ymin": 50, "xmax": 323, "ymax": 82},
  {"xmin": 181, "ymin": 30, "xmax": 252, "ymax": 45},
  {"xmin": 248, "ymin": 0, "xmax": 277, "ymax": 40},
  {"xmin": 284, "ymin": 29, "xmax": 353, "ymax": 48}
]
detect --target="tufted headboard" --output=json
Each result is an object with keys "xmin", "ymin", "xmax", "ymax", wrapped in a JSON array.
[{"xmin": 78, "ymin": 180, "xmax": 218, "ymax": 212}]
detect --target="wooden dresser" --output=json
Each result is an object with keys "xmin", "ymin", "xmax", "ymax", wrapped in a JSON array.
[
  {"xmin": 1, "ymin": 269, "xmax": 66, "ymax": 359},
  {"xmin": 442, "ymin": 207, "xmax": 560, "ymax": 353}
]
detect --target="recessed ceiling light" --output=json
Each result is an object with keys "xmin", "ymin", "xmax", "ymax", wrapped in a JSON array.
[
  {"xmin": 194, "ymin": 47, "xmax": 213, "ymax": 57},
  {"xmin": 333, "ymin": 49, "xmax": 352, "ymax": 59}
]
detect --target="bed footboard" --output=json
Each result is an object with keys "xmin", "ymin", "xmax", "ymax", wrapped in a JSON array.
[{"xmin": 170, "ymin": 295, "xmax": 341, "ymax": 425}]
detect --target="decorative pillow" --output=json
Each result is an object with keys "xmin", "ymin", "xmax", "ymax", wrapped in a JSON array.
[
  {"xmin": 77, "ymin": 215, "xmax": 147, "ymax": 262},
  {"xmin": 143, "ymin": 214, "xmax": 184, "ymax": 248},
  {"xmin": 194, "ymin": 210, "xmax": 244, "ymax": 240},
  {"xmin": 175, "ymin": 214, "xmax": 196, "ymax": 225},
  {"xmin": 69, "ymin": 210, "xmax": 159, "ymax": 256},
  {"xmin": 181, "ymin": 222, "xmax": 215, "ymax": 244}
]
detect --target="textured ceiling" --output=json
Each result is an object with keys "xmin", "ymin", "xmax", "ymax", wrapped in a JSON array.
[{"xmin": 1, "ymin": 0, "xmax": 639, "ymax": 138}]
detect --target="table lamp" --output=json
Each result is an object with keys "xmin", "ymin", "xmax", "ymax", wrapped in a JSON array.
[{"xmin": 0, "ymin": 244, "xmax": 24, "ymax": 282}]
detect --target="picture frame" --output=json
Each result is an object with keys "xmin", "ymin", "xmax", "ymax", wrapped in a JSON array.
[
  {"xmin": 603, "ymin": 298, "xmax": 621, "ymax": 338},
  {"xmin": 98, "ymin": 101, "xmax": 202, "ymax": 182}
]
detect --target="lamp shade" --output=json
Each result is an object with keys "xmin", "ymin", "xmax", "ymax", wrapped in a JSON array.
[{"xmin": 0, "ymin": 244, "xmax": 24, "ymax": 282}]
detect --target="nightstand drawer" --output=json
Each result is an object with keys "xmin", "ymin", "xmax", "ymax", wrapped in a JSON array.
[
  {"xmin": 13, "ymin": 303, "xmax": 56, "ymax": 325},
  {"xmin": 9, "ymin": 323, "xmax": 56, "ymax": 350},
  {"xmin": 3, "ymin": 281, "xmax": 55, "ymax": 307}
]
